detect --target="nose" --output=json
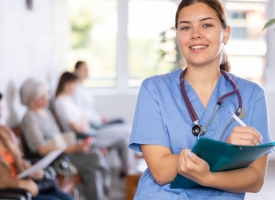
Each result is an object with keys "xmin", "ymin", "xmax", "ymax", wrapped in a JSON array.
[{"xmin": 190, "ymin": 27, "xmax": 202, "ymax": 40}]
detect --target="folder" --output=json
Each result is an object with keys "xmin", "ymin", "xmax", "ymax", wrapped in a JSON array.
[{"xmin": 170, "ymin": 138, "xmax": 275, "ymax": 189}]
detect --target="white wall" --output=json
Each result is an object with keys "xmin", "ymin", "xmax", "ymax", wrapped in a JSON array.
[{"xmin": 0, "ymin": 0, "xmax": 69, "ymax": 126}]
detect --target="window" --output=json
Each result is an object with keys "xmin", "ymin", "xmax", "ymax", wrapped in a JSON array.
[
  {"xmin": 68, "ymin": 0, "xmax": 177, "ymax": 89},
  {"xmin": 68, "ymin": 0, "xmax": 117, "ymax": 87},
  {"xmin": 67, "ymin": 0, "xmax": 272, "ymax": 91},
  {"xmin": 128, "ymin": 0, "xmax": 178, "ymax": 87},
  {"xmin": 225, "ymin": 0, "xmax": 267, "ymax": 84}
]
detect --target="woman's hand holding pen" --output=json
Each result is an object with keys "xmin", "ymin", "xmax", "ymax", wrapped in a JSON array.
[
  {"xmin": 226, "ymin": 126, "xmax": 263, "ymax": 146},
  {"xmin": 178, "ymin": 149, "xmax": 212, "ymax": 186}
]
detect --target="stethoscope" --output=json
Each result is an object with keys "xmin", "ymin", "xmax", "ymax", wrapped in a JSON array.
[{"xmin": 179, "ymin": 68, "xmax": 243, "ymax": 140}]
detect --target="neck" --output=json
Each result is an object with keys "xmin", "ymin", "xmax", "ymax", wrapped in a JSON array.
[
  {"xmin": 58, "ymin": 91, "xmax": 70, "ymax": 97},
  {"xmin": 76, "ymin": 77, "xmax": 83, "ymax": 83},
  {"xmin": 30, "ymin": 107, "xmax": 44, "ymax": 114},
  {"xmin": 185, "ymin": 65, "xmax": 221, "ymax": 88}
]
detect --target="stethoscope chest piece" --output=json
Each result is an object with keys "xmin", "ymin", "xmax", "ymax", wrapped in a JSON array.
[{"xmin": 192, "ymin": 125, "xmax": 202, "ymax": 136}]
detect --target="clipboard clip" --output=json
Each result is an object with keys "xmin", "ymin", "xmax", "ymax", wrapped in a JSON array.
[{"xmin": 236, "ymin": 146, "xmax": 242, "ymax": 150}]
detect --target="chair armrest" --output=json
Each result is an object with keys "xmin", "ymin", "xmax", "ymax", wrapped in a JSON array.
[{"xmin": 0, "ymin": 188, "xmax": 32, "ymax": 200}]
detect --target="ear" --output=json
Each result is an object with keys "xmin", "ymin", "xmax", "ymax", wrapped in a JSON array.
[{"xmin": 223, "ymin": 25, "xmax": 231, "ymax": 44}]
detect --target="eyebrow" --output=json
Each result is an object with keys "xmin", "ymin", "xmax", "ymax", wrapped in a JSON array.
[{"xmin": 178, "ymin": 17, "xmax": 215, "ymax": 24}]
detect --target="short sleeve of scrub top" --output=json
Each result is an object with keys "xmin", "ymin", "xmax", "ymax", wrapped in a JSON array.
[
  {"xmin": 129, "ymin": 69, "xmax": 273, "ymax": 200},
  {"xmin": 129, "ymin": 78, "xmax": 170, "ymax": 152}
]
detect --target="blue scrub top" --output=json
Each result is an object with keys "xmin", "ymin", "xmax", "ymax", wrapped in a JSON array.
[{"xmin": 129, "ymin": 69, "xmax": 273, "ymax": 200}]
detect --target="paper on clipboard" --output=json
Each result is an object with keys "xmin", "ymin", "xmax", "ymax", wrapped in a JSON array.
[{"xmin": 17, "ymin": 148, "xmax": 65, "ymax": 179}]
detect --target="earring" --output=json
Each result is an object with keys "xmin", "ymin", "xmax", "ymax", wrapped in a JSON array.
[{"xmin": 224, "ymin": 42, "xmax": 227, "ymax": 45}]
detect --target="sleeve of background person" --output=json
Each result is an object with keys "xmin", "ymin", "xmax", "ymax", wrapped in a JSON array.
[
  {"xmin": 0, "ymin": 164, "xmax": 21, "ymax": 189},
  {"xmin": 54, "ymin": 97, "xmax": 82, "ymax": 126},
  {"xmin": 20, "ymin": 112, "xmax": 47, "ymax": 153},
  {"xmin": 73, "ymin": 85, "xmax": 102, "ymax": 123}
]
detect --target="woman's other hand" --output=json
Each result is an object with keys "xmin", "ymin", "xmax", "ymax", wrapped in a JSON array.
[
  {"xmin": 18, "ymin": 179, "xmax": 39, "ymax": 196},
  {"xmin": 102, "ymin": 116, "xmax": 109, "ymax": 124},
  {"xmin": 226, "ymin": 126, "xmax": 263, "ymax": 146},
  {"xmin": 178, "ymin": 149, "xmax": 212, "ymax": 186},
  {"xmin": 29, "ymin": 169, "xmax": 44, "ymax": 180},
  {"xmin": 100, "ymin": 147, "xmax": 109, "ymax": 157},
  {"xmin": 74, "ymin": 139, "xmax": 93, "ymax": 153}
]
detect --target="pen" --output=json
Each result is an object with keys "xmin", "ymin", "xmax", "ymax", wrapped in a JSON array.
[
  {"xmin": 229, "ymin": 110, "xmax": 262, "ymax": 144},
  {"xmin": 229, "ymin": 111, "xmax": 246, "ymax": 126}
]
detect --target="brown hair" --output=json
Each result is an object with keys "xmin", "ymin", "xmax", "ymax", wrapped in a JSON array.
[
  {"xmin": 55, "ymin": 72, "xmax": 78, "ymax": 97},
  {"xmin": 175, "ymin": 0, "xmax": 230, "ymax": 72},
  {"xmin": 75, "ymin": 61, "xmax": 86, "ymax": 71}
]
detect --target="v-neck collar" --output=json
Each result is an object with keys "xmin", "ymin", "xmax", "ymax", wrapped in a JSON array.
[{"xmin": 173, "ymin": 68, "xmax": 233, "ymax": 124}]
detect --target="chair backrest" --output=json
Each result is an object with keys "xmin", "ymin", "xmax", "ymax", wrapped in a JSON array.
[
  {"xmin": 12, "ymin": 126, "xmax": 41, "ymax": 160},
  {"xmin": 12, "ymin": 126, "xmax": 28, "ymax": 157}
]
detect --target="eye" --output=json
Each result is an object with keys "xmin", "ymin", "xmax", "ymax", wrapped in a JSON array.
[
  {"xmin": 180, "ymin": 26, "xmax": 191, "ymax": 31},
  {"xmin": 203, "ymin": 23, "xmax": 213, "ymax": 28}
]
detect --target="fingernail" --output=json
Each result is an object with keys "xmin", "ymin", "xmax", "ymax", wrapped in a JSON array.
[{"xmin": 188, "ymin": 151, "xmax": 194, "ymax": 157}]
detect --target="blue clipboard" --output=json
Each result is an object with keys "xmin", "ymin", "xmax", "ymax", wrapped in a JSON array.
[{"xmin": 170, "ymin": 138, "xmax": 275, "ymax": 189}]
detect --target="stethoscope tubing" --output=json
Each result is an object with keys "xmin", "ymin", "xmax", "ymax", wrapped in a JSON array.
[{"xmin": 180, "ymin": 68, "xmax": 243, "ymax": 139}]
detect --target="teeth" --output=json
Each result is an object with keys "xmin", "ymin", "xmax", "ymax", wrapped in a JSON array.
[{"xmin": 191, "ymin": 45, "xmax": 207, "ymax": 50}]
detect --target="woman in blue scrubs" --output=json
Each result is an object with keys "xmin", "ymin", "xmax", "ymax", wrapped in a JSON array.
[{"xmin": 129, "ymin": 0, "xmax": 273, "ymax": 199}]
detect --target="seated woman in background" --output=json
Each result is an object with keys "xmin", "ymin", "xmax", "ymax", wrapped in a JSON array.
[
  {"xmin": 19, "ymin": 79, "xmax": 111, "ymax": 200},
  {"xmin": 54, "ymin": 72, "xmax": 130, "ymax": 178},
  {"xmin": 0, "ymin": 92, "xmax": 73, "ymax": 200},
  {"xmin": 73, "ymin": 61, "xmax": 125, "ymax": 129}
]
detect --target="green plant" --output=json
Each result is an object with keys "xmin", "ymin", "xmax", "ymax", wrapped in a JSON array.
[
  {"xmin": 261, "ymin": 18, "xmax": 275, "ymax": 32},
  {"xmin": 159, "ymin": 27, "xmax": 181, "ymax": 70}
]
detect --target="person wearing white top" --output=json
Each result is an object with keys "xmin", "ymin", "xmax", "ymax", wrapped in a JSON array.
[
  {"xmin": 73, "ymin": 61, "xmax": 125, "ymax": 128},
  {"xmin": 54, "ymin": 72, "xmax": 130, "ymax": 178}
]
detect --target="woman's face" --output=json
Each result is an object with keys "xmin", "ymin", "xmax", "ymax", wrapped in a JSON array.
[
  {"xmin": 77, "ymin": 64, "xmax": 89, "ymax": 80},
  {"xmin": 176, "ymin": 3, "xmax": 230, "ymax": 68},
  {"xmin": 30, "ymin": 90, "xmax": 50, "ymax": 109},
  {"xmin": 64, "ymin": 81, "xmax": 77, "ymax": 95}
]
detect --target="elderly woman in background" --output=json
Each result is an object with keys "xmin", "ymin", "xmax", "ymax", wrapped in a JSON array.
[
  {"xmin": 19, "ymin": 79, "xmax": 111, "ymax": 200},
  {"xmin": 0, "ymin": 92, "xmax": 73, "ymax": 200},
  {"xmin": 54, "ymin": 72, "xmax": 131, "ymax": 178}
]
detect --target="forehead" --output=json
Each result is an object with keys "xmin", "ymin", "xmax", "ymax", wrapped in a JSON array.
[
  {"xmin": 79, "ymin": 63, "xmax": 88, "ymax": 69},
  {"xmin": 178, "ymin": 2, "xmax": 218, "ymax": 21}
]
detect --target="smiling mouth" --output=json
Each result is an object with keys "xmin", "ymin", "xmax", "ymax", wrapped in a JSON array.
[{"xmin": 190, "ymin": 45, "xmax": 208, "ymax": 50}]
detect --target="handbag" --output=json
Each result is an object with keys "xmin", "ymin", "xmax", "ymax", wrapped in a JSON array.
[
  {"xmin": 35, "ymin": 166, "xmax": 58, "ymax": 193},
  {"xmin": 36, "ymin": 179, "xmax": 58, "ymax": 193},
  {"xmin": 52, "ymin": 154, "xmax": 78, "ymax": 176}
]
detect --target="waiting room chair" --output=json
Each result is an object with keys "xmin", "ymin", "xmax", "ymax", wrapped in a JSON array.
[
  {"xmin": 0, "ymin": 188, "xmax": 32, "ymax": 200},
  {"xmin": 12, "ymin": 126, "xmax": 82, "ymax": 198}
]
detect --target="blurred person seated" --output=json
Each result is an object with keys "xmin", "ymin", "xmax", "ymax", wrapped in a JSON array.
[
  {"xmin": 0, "ymin": 92, "xmax": 73, "ymax": 200},
  {"xmin": 54, "ymin": 72, "xmax": 131, "ymax": 178},
  {"xmin": 73, "ymin": 61, "xmax": 125, "ymax": 129},
  {"xmin": 19, "ymin": 79, "xmax": 111, "ymax": 200}
]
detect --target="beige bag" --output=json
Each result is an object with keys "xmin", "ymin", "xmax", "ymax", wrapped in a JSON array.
[{"xmin": 45, "ymin": 131, "xmax": 76, "ymax": 148}]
